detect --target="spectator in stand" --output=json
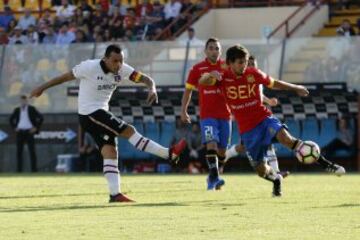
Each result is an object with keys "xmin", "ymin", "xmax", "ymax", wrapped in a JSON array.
[
  {"xmin": 108, "ymin": 0, "xmax": 127, "ymax": 17},
  {"xmin": 26, "ymin": 24, "xmax": 39, "ymax": 44},
  {"xmin": 163, "ymin": 0, "xmax": 182, "ymax": 30},
  {"xmin": 56, "ymin": 22, "xmax": 76, "ymax": 44},
  {"xmin": 0, "ymin": 26, "xmax": 9, "ymax": 44},
  {"xmin": 71, "ymin": 29, "xmax": 88, "ymax": 43},
  {"xmin": 90, "ymin": 5, "xmax": 107, "ymax": 29},
  {"xmin": 103, "ymin": 29, "xmax": 113, "ymax": 42},
  {"xmin": 38, "ymin": 8, "xmax": 54, "ymax": 26},
  {"xmin": 79, "ymin": 0, "xmax": 94, "ymax": 13},
  {"xmin": 99, "ymin": 0, "xmax": 110, "ymax": 13},
  {"xmin": 108, "ymin": 10, "xmax": 125, "ymax": 40},
  {"xmin": 123, "ymin": 29, "xmax": 136, "ymax": 41},
  {"xmin": 357, "ymin": 18, "xmax": 360, "ymax": 35},
  {"xmin": 9, "ymin": 26, "xmax": 29, "ymax": 44},
  {"xmin": 178, "ymin": 0, "xmax": 195, "ymax": 28},
  {"xmin": 123, "ymin": 8, "xmax": 139, "ymax": 31},
  {"xmin": 0, "ymin": 6, "xmax": 15, "ymax": 30},
  {"xmin": 136, "ymin": 0, "xmax": 153, "ymax": 18},
  {"xmin": 42, "ymin": 26, "xmax": 57, "ymax": 44},
  {"xmin": 17, "ymin": 9, "xmax": 37, "ymax": 31},
  {"xmin": 55, "ymin": 0, "xmax": 76, "ymax": 22},
  {"xmin": 7, "ymin": 19, "xmax": 17, "ymax": 35},
  {"xmin": 52, "ymin": 0, "xmax": 62, "ymax": 6},
  {"xmin": 336, "ymin": 19, "xmax": 356, "ymax": 37},
  {"xmin": 322, "ymin": 116, "xmax": 354, "ymax": 158},
  {"xmin": 146, "ymin": 1, "xmax": 165, "ymax": 38}
]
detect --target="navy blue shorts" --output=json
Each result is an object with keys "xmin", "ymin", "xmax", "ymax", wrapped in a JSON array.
[
  {"xmin": 200, "ymin": 118, "xmax": 231, "ymax": 149},
  {"xmin": 241, "ymin": 116, "xmax": 285, "ymax": 168}
]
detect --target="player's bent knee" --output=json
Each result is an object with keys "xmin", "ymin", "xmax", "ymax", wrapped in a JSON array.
[
  {"xmin": 101, "ymin": 145, "xmax": 118, "ymax": 159},
  {"xmin": 119, "ymin": 124, "xmax": 136, "ymax": 139},
  {"xmin": 255, "ymin": 163, "xmax": 267, "ymax": 177}
]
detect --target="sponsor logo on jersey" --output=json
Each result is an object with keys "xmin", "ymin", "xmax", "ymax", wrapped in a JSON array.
[
  {"xmin": 97, "ymin": 84, "xmax": 117, "ymax": 90},
  {"xmin": 97, "ymin": 76, "xmax": 104, "ymax": 80},
  {"xmin": 199, "ymin": 67, "xmax": 209, "ymax": 70},
  {"xmin": 114, "ymin": 75, "xmax": 122, "ymax": 82}
]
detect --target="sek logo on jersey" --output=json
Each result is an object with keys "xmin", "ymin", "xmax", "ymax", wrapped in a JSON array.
[{"xmin": 226, "ymin": 84, "xmax": 256, "ymax": 99}]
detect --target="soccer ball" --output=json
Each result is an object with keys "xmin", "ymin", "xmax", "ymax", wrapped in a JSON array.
[{"xmin": 295, "ymin": 141, "xmax": 320, "ymax": 164}]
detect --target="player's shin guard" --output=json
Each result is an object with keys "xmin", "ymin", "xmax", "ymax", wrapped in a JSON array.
[
  {"xmin": 206, "ymin": 149, "xmax": 219, "ymax": 180},
  {"xmin": 128, "ymin": 131, "xmax": 168, "ymax": 159},
  {"xmin": 266, "ymin": 145, "xmax": 280, "ymax": 173},
  {"xmin": 103, "ymin": 159, "xmax": 121, "ymax": 196}
]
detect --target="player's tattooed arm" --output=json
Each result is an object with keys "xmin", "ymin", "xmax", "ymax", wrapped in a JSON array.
[
  {"xmin": 137, "ymin": 74, "xmax": 159, "ymax": 105},
  {"xmin": 272, "ymin": 79, "xmax": 309, "ymax": 97},
  {"xmin": 199, "ymin": 71, "xmax": 221, "ymax": 86},
  {"xmin": 30, "ymin": 71, "xmax": 76, "ymax": 98}
]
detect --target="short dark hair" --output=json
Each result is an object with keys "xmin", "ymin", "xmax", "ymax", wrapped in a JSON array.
[
  {"xmin": 105, "ymin": 44, "xmax": 122, "ymax": 57},
  {"xmin": 226, "ymin": 45, "xmax": 249, "ymax": 64},
  {"xmin": 205, "ymin": 37, "xmax": 219, "ymax": 49}
]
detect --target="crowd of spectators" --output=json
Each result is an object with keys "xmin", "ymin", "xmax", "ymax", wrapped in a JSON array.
[{"xmin": 0, "ymin": 0, "xmax": 206, "ymax": 45}]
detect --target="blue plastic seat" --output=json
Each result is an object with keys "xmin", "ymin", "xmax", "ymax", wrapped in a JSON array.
[{"xmin": 318, "ymin": 118, "xmax": 337, "ymax": 148}]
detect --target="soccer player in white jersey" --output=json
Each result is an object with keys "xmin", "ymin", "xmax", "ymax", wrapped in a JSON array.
[{"xmin": 30, "ymin": 44, "xmax": 187, "ymax": 203}]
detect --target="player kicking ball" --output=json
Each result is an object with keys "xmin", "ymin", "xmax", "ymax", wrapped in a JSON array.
[
  {"xmin": 200, "ymin": 45, "xmax": 345, "ymax": 197},
  {"xmin": 30, "ymin": 44, "xmax": 186, "ymax": 203}
]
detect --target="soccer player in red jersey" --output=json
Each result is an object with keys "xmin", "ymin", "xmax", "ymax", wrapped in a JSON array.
[
  {"xmin": 181, "ymin": 38, "xmax": 230, "ymax": 190},
  {"xmin": 201, "ymin": 45, "xmax": 345, "ymax": 197},
  {"xmin": 225, "ymin": 55, "xmax": 289, "ymax": 178}
]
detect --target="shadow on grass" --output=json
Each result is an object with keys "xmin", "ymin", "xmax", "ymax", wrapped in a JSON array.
[
  {"xmin": 0, "ymin": 202, "xmax": 188, "ymax": 213},
  {"xmin": 0, "ymin": 192, "xmax": 105, "ymax": 200},
  {"xmin": 311, "ymin": 203, "xmax": 360, "ymax": 209}
]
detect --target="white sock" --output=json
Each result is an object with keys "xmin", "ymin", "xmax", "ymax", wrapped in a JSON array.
[
  {"xmin": 225, "ymin": 145, "xmax": 238, "ymax": 161},
  {"xmin": 103, "ymin": 159, "xmax": 120, "ymax": 196},
  {"xmin": 266, "ymin": 146, "xmax": 280, "ymax": 172},
  {"xmin": 128, "ymin": 131, "xmax": 168, "ymax": 159}
]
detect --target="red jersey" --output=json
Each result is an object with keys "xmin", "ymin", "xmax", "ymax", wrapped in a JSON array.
[
  {"xmin": 220, "ymin": 67, "xmax": 274, "ymax": 133},
  {"xmin": 186, "ymin": 58, "xmax": 231, "ymax": 120}
]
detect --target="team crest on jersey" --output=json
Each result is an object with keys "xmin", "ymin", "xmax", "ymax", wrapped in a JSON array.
[
  {"xmin": 246, "ymin": 75, "xmax": 255, "ymax": 83},
  {"xmin": 221, "ymin": 63, "xmax": 227, "ymax": 69},
  {"xmin": 114, "ymin": 75, "xmax": 122, "ymax": 82}
]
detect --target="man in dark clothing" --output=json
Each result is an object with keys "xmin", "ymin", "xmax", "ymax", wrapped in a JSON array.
[{"xmin": 9, "ymin": 95, "xmax": 43, "ymax": 172}]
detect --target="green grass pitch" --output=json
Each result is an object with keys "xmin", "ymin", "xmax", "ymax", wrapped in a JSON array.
[{"xmin": 0, "ymin": 173, "xmax": 359, "ymax": 240}]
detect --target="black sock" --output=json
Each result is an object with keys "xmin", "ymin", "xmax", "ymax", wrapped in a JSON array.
[
  {"xmin": 316, "ymin": 155, "xmax": 334, "ymax": 169},
  {"xmin": 206, "ymin": 149, "xmax": 219, "ymax": 180}
]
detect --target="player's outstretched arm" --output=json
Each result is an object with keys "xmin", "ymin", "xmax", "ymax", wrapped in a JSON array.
[
  {"xmin": 30, "ymin": 71, "xmax": 76, "ymax": 98},
  {"xmin": 272, "ymin": 79, "xmax": 309, "ymax": 97},
  {"xmin": 137, "ymin": 74, "xmax": 158, "ymax": 105}
]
